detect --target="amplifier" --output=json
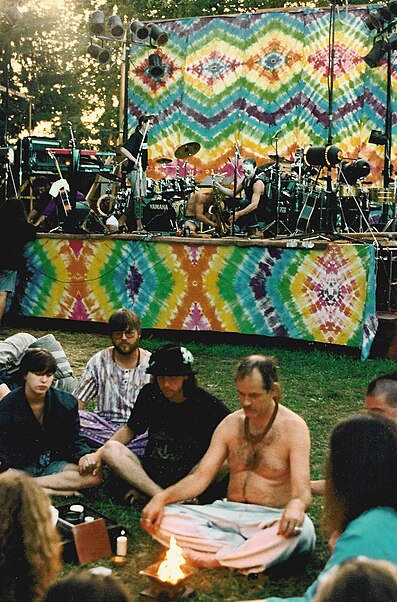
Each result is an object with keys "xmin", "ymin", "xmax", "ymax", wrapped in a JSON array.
[{"xmin": 17, "ymin": 136, "xmax": 61, "ymax": 176}]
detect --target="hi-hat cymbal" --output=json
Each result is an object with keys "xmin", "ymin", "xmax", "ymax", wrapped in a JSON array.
[
  {"xmin": 175, "ymin": 142, "xmax": 201, "ymax": 160},
  {"xmin": 268, "ymin": 154, "xmax": 290, "ymax": 164},
  {"xmin": 156, "ymin": 157, "xmax": 173, "ymax": 164}
]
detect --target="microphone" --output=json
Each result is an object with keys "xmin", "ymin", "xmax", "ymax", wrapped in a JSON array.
[
  {"xmin": 272, "ymin": 130, "xmax": 281, "ymax": 139},
  {"xmin": 67, "ymin": 121, "xmax": 73, "ymax": 127},
  {"xmin": 234, "ymin": 143, "xmax": 241, "ymax": 160}
]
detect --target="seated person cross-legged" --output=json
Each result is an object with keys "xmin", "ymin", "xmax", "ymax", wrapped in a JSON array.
[
  {"xmin": 236, "ymin": 414, "xmax": 397, "ymax": 601},
  {"xmin": 0, "ymin": 348, "xmax": 100, "ymax": 496},
  {"xmin": 141, "ymin": 355, "xmax": 316, "ymax": 575},
  {"xmin": 74, "ymin": 308, "xmax": 151, "ymax": 454},
  {"xmin": 78, "ymin": 344, "xmax": 230, "ymax": 505}
]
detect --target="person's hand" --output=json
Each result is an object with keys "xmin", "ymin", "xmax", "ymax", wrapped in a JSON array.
[
  {"xmin": 228, "ymin": 211, "xmax": 240, "ymax": 223},
  {"xmin": 277, "ymin": 498, "xmax": 305, "ymax": 538},
  {"xmin": 140, "ymin": 494, "xmax": 166, "ymax": 532},
  {"xmin": 78, "ymin": 452, "xmax": 101, "ymax": 476}
]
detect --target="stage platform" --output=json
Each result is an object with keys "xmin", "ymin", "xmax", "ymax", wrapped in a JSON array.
[{"xmin": 10, "ymin": 231, "xmax": 379, "ymax": 360}]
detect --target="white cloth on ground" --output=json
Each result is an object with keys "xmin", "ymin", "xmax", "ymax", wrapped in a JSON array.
[{"xmin": 151, "ymin": 499, "xmax": 316, "ymax": 574}]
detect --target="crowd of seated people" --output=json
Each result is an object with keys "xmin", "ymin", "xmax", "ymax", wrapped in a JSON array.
[{"xmin": 1, "ymin": 312, "xmax": 397, "ymax": 600}]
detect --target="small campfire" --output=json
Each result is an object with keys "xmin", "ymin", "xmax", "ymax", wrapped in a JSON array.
[{"xmin": 140, "ymin": 536, "xmax": 196, "ymax": 600}]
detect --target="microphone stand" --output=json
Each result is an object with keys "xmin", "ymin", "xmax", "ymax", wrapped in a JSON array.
[
  {"xmin": 133, "ymin": 119, "xmax": 151, "ymax": 231},
  {"xmin": 231, "ymin": 143, "xmax": 241, "ymax": 236}
]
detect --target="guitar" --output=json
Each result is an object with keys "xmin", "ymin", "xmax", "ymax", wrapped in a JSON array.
[{"xmin": 46, "ymin": 150, "xmax": 72, "ymax": 218}]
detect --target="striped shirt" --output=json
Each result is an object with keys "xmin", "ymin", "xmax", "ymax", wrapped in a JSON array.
[{"xmin": 74, "ymin": 347, "xmax": 151, "ymax": 423}]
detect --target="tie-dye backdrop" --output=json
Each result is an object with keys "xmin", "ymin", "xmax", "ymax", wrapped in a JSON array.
[{"xmin": 128, "ymin": 7, "xmax": 395, "ymax": 185}]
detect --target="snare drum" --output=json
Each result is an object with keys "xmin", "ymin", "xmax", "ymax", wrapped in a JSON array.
[{"xmin": 369, "ymin": 188, "xmax": 396, "ymax": 203}]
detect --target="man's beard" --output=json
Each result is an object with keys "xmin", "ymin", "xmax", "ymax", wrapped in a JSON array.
[{"xmin": 113, "ymin": 341, "xmax": 139, "ymax": 357}]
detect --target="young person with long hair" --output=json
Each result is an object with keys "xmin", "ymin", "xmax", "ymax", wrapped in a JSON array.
[{"xmin": 0, "ymin": 472, "xmax": 61, "ymax": 602}]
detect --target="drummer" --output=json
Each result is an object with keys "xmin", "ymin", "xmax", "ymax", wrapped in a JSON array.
[
  {"xmin": 120, "ymin": 114, "xmax": 155, "ymax": 231},
  {"xmin": 184, "ymin": 189, "xmax": 217, "ymax": 233}
]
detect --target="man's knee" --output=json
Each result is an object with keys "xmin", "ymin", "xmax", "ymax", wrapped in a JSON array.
[{"xmin": 102, "ymin": 440, "xmax": 132, "ymax": 464}]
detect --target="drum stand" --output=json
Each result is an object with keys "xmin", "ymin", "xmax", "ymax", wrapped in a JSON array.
[{"xmin": 263, "ymin": 144, "xmax": 292, "ymax": 237}]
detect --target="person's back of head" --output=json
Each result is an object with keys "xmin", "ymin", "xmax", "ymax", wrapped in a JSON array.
[
  {"xmin": 367, "ymin": 372, "xmax": 397, "ymax": 408},
  {"xmin": 314, "ymin": 557, "xmax": 397, "ymax": 602},
  {"xmin": 323, "ymin": 414, "xmax": 397, "ymax": 535},
  {"xmin": 0, "ymin": 472, "xmax": 61, "ymax": 602},
  {"xmin": 44, "ymin": 570, "xmax": 132, "ymax": 602}
]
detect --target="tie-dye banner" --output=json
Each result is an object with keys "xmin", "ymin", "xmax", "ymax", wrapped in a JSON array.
[
  {"xmin": 14, "ymin": 237, "xmax": 377, "ymax": 359},
  {"xmin": 128, "ymin": 7, "xmax": 394, "ymax": 186}
]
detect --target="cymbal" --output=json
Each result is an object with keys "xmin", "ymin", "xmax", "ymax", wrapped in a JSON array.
[
  {"xmin": 175, "ymin": 142, "xmax": 201, "ymax": 160},
  {"xmin": 268, "ymin": 154, "xmax": 290, "ymax": 164},
  {"xmin": 156, "ymin": 157, "xmax": 173, "ymax": 164}
]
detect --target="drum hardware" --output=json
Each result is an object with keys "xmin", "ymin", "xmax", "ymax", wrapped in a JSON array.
[
  {"xmin": 174, "ymin": 142, "xmax": 201, "ymax": 160},
  {"xmin": 369, "ymin": 188, "xmax": 396, "ymax": 203}
]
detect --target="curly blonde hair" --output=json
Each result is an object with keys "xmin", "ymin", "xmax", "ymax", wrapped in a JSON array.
[{"xmin": 0, "ymin": 473, "xmax": 62, "ymax": 602}]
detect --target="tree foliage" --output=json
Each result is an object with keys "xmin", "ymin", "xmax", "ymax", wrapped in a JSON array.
[{"xmin": 0, "ymin": 0, "xmax": 377, "ymax": 149}]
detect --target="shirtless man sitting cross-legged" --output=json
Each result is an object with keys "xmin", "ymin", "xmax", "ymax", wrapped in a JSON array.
[{"xmin": 141, "ymin": 355, "xmax": 316, "ymax": 575}]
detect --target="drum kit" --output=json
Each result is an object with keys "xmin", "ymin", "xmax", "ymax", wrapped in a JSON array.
[
  {"xmin": 98, "ymin": 142, "xmax": 200, "ymax": 232},
  {"xmin": 258, "ymin": 146, "xmax": 390, "ymax": 234}
]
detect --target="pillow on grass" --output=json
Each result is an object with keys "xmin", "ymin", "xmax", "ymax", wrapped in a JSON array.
[{"xmin": 0, "ymin": 332, "xmax": 37, "ymax": 375}]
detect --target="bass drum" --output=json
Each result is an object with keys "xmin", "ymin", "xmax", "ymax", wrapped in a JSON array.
[{"xmin": 143, "ymin": 199, "xmax": 176, "ymax": 232}]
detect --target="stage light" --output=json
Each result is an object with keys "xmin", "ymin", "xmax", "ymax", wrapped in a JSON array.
[
  {"xmin": 108, "ymin": 15, "xmax": 124, "ymax": 39},
  {"xmin": 0, "ymin": 5, "xmax": 22, "ymax": 35},
  {"xmin": 87, "ymin": 44, "xmax": 111, "ymax": 65},
  {"xmin": 389, "ymin": 0, "xmax": 397, "ymax": 17},
  {"xmin": 369, "ymin": 129, "xmax": 387, "ymax": 145},
  {"xmin": 389, "ymin": 32, "xmax": 397, "ymax": 50},
  {"xmin": 340, "ymin": 159, "xmax": 370, "ymax": 185},
  {"xmin": 148, "ymin": 53, "xmax": 164, "ymax": 77},
  {"xmin": 148, "ymin": 24, "xmax": 168, "ymax": 46},
  {"xmin": 363, "ymin": 39, "xmax": 388, "ymax": 68},
  {"xmin": 89, "ymin": 11, "xmax": 105, "ymax": 36},
  {"xmin": 131, "ymin": 21, "xmax": 149, "ymax": 41}
]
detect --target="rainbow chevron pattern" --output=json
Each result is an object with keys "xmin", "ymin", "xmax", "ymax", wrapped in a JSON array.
[
  {"xmin": 128, "ymin": 8, "xmax": 394, "ymax": 184},
  {"xmin": 14, "ymin": 238, "xmax": 376, "ymax": 359}
]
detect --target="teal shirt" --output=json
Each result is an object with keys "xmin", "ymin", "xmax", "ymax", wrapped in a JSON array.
[{"xmin": 267, "ymin": 507, "xmax": 397, "ymax": 602}]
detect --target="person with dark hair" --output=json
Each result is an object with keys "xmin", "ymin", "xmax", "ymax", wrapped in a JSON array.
[
  {"xmin": 0, "ymin": 348, "xmax": 100, "ymax": 495},
  {"xmin": 141, "ymin": 354, "xmax": 315, "ymax": 575},
  {"xmin": 237, "ymin": 414, "xmax": 397, "ymax": 601},
  {"xmin": 0, "ymin": 472, "xmax": 62, "ymax": 602},
  {"xmin": 74, "ymin": 308, "xmax": 151, "ymax": 451},
  {"xmin": 214, "ymin": 157, "xmax": 266, "ymax": 235},
  {"xmin": 44, "ymin": 570, "xmax": 132, "ymax": 602},
  {"xmin": 365, "ymin": 371, "xmax": 397, "ymax": 422},
  {"xmin": 79, "ymin": 344, "xmax": 230, "ymax": 504},
  {"xmin": 120, "ymin": 114, "xmax": 155, "ymax": 231},
  {"xmin": 313, "ymin": 557, "xmax": 397, "ymax": 602},
  {"xmin": 311, "ymin": 371, "xmax": 397, "ymax": 496}
]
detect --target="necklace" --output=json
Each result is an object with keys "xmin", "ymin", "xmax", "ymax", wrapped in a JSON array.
[{"xmin": 244, "ymin": 401, "xmax": 279, "ymax": 469}]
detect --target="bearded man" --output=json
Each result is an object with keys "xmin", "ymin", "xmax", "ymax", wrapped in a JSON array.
[{"xmin": 74, "ymin": 308, "xmax": 151, "ymax": 454}]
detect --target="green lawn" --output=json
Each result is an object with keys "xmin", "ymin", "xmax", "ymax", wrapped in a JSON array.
[{"xmin": 1, "ymin": 326, "xmax": 395, "ymax": 601}]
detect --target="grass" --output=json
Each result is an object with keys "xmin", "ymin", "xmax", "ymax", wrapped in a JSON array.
[{"xmin": 1, "ymin": 325, "xmax": 395, "ymax": 601}]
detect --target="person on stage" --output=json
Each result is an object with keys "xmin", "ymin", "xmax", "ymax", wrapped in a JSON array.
[
  {"xmin": 215, "ymin": 157, "xmax": 266, "ymax": 236},
  {"xmin": 120, "ymin": 114, "xmax": 155, "ymax": 231}
]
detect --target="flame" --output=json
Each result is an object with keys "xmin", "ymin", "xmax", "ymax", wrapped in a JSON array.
[{"xmin": 156, "ymin": 536, "xmax": 186, "ymax": 584}]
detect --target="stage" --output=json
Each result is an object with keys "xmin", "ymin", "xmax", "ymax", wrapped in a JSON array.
[{"xmin": 11, "ymin": 232, "xmax": 378, "ymax": 360}]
